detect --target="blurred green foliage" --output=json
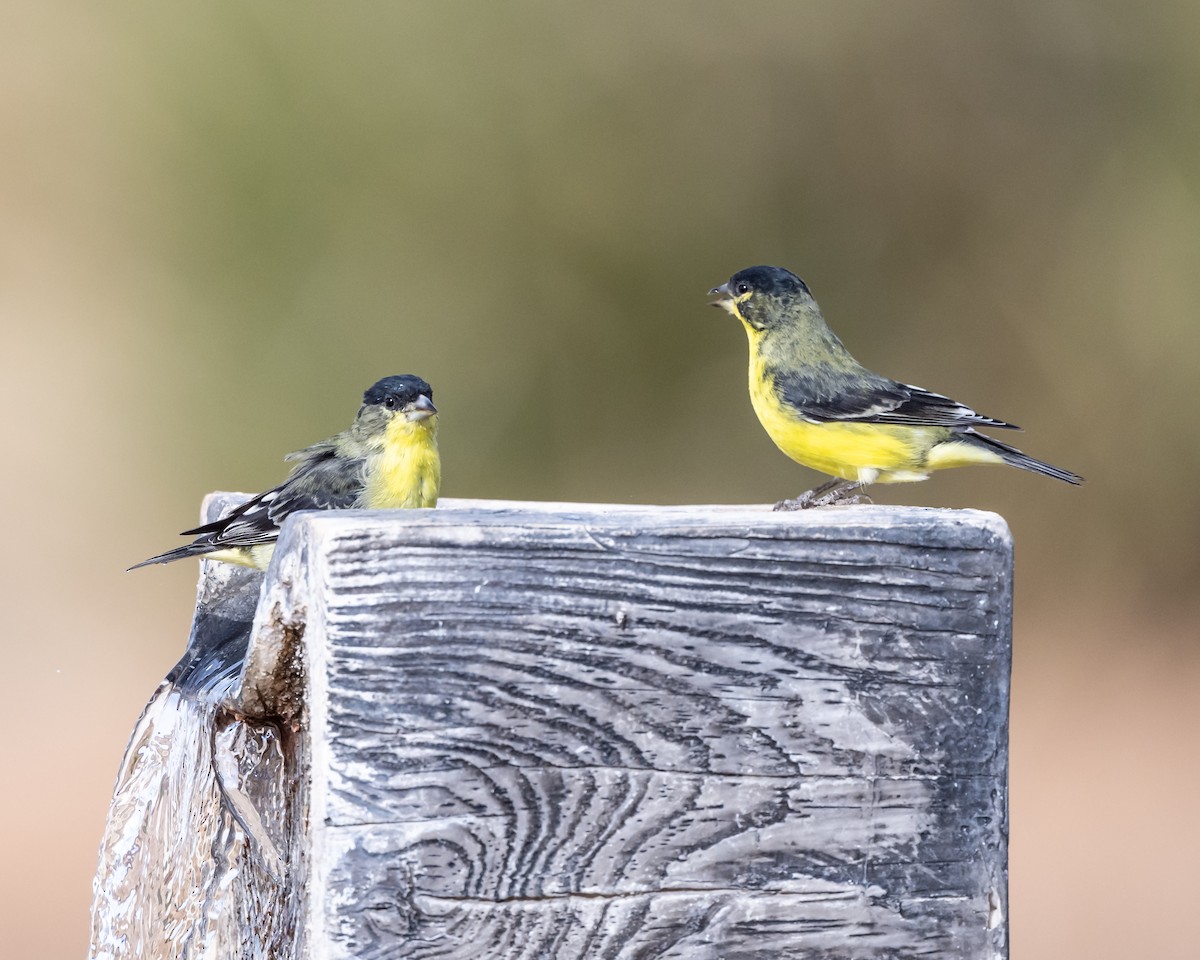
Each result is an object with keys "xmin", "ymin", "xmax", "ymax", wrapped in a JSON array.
[{"xmin": 13, "ymin": 1, "xmax": 1200, "ymax": 606}]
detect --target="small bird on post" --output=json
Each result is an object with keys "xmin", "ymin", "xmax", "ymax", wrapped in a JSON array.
[
  {"xmin": 131, "ymin": 374, "xmax": 441, "ymax": 570},
  {"xmin": 708, "ymin": 265, "xmax": 1082, "ymax": 509}
]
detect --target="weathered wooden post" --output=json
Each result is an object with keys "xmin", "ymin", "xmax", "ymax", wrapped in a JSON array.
[{"xmin": 92, "ymin": 498, "xmax": 1011, "ymax": 959}]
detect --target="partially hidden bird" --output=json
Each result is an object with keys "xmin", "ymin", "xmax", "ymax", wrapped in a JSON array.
[
  {"xmin": 708, "ymin": 265, "xmax": 1082, "ymax": 509},
  {"xmin": 131, "ymin": 374, "xmax": 441, "ymax": 570}
]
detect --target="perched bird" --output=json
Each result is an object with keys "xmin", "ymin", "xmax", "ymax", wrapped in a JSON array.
[
  {"xmin": 708, "ymin": 265, "xmax": 1082, "ymax": 508},
  {"xmin": 131, "ymin": 375, "xmax": 441, "ymax": 570}
]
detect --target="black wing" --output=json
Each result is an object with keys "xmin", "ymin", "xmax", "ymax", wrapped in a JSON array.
[
  {"xmin": 178, "ymin": 441, "xmax": 365, "ymax": 548},
  {"xmin": 773, "ymin": 368, "xmax": 1018, "ymax": 430},
  {"xmin": 130, "ymin": 440, "xmax": 365, "ymax": 569}
]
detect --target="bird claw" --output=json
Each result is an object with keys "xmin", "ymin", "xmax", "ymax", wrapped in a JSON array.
[
  {"xmin": 773, "ymin": 484, "xmax": 869, "ymax": 511},
  {"xmin": 773, "ymin": 494, "xmax": 817, "ymax": 511},
  {"xmin": 825, "ymin": 492, "xmax": 870, "ymax": 507}
]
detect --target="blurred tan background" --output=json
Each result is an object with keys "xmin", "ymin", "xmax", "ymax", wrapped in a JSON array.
[{"xmin": 2, "ymin": 2, "xmax": 1197, "ymax": 956}]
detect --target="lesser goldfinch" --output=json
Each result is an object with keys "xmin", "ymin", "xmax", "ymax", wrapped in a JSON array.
[
  {"xmin": 131, "ymin": 374, "xmax": 441, "ymax": 570},
  {"xmin": 709, "ymin": 265, "xmax": 1082, "ymax": 508}
]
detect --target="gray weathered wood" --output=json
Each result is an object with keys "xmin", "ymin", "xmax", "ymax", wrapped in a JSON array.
[
  {"xmin": 234, "ymin": 500, "xmax": 1011, "ymax": 959},
  {"xmin": 90, "ymin": 494, "xmax": 296, "ymax": 960},
  {"xmin": 90, "ymin": 498, "xmax": 1010, "ymax": 959}
]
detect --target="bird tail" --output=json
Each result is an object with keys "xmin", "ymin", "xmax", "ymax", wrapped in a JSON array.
[
  {"xmin": 127, "ymin": 540, "xmax": 214, "ymax": 571},
  {"xmin": 964, "ymin": 430, "xmax": 1084, "ymax": 485}
]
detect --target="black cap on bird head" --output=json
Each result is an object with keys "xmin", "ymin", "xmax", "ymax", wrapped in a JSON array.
[
  {"xmin": 709, "ymin": 265, "xmax": 813, "ymax": 330},
  {"xmin": 362, "ymin": 375, "xmax": 437, "ymax": 420}
]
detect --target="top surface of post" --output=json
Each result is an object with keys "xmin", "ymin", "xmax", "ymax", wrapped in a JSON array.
[{"xmin": 238, "ymin": 499, "xmax": 1012, "ymax": 720}]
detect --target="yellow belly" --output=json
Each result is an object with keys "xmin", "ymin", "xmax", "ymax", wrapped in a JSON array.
[
  {"xmin": 364, "ymin": 418, "xmax": 441, "ymax": 509},
  {"xmin": 749, "ymin": 372, "xmax": 936, "ymax": 483},
  {"xmin": 204, "ymin": 543, "xmax": 276, "ymax": 570},
  {"xmin": 747, "ymin": 366, "xmax": 1004, "ymax": 483}
]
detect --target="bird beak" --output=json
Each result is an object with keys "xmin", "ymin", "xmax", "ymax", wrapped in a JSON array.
[
  {"xmin": 404, "ymin": 394, "xmax": 438, "ymax": 421},
  {"xmin": 708, "ymin": 282, "xmax": 733, "ymax": 308}
]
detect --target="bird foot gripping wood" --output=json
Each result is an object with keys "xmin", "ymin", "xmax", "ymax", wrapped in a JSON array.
[
  {"xmin": 774, "ymin": 480, "xmax": 868, "ymax": 511},
  {"xmin": 773, "ymin": 492, "xmax": 865, "ymax": 510}
]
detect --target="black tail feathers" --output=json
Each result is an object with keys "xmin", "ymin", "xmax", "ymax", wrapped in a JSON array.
[
  {"xmin": 966, "ymin": 430, "xmax": 1083, "ymax": 485},
  {"xmin": 127, "ymin": 540, "xmax": 214, "ymax": 571}
]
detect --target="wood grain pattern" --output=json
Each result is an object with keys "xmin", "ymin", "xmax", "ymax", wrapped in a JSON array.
[
  {"xmin": 238, "ymin": 500, "xmax": 1011, "ymax": 959},
  {"xmin": 91, "ymin": 494, "xmax": 305, "ymax": 960}
]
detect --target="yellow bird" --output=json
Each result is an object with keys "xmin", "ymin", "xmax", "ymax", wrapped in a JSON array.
[
  {"xmin": 131, "ymin": 374, "xmax": 441, "ymax": 569},
  {"xmin": 709, "ymin": 265, "xmax": 1082, "ymax": 508}
]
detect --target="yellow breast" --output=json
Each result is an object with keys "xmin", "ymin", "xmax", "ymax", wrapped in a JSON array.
[{"xmin": 364, "ymin": 417, "xmax": 441, "ymax": 509}]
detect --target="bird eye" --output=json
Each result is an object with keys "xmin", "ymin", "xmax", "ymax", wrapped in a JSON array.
[
  {"xmin": 734, "ymin": 281, "xmax": 751, "ymax": 296},
  {"xmin": 384, "ymin": 396, "xmax": 397, "ymax": 410}
]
